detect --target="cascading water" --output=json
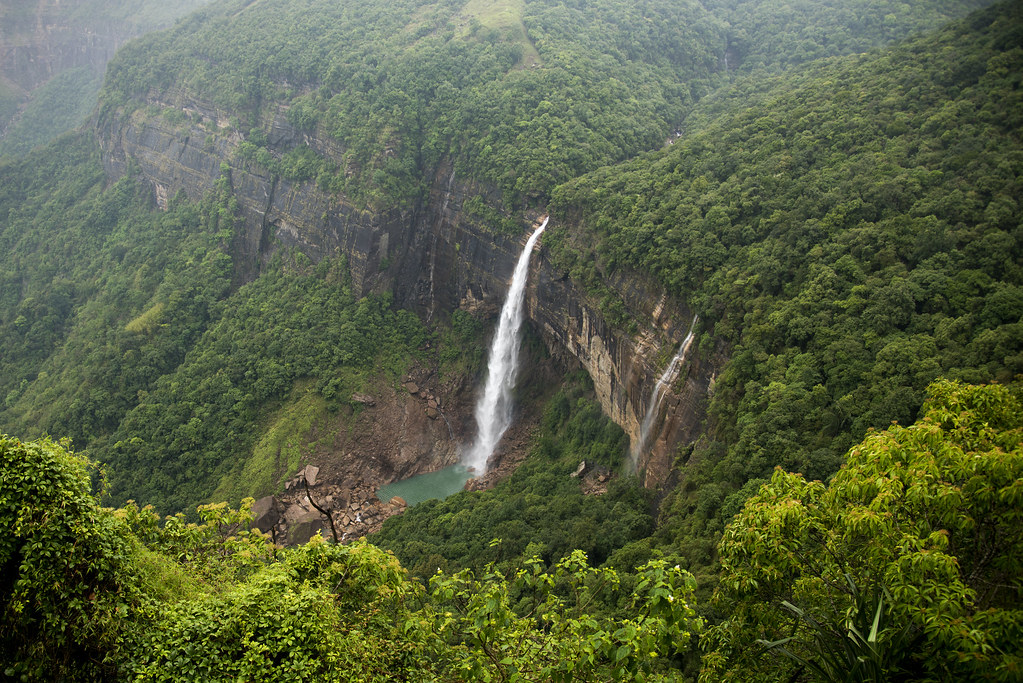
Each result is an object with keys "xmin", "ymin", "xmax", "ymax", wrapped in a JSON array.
[
  {"xmin": 630, "ymin": 314, "xmax": 698, "ymax": 470},
  {"xmin": 463, "ymin": 217, "xmax": 548, "ymax": 474}
]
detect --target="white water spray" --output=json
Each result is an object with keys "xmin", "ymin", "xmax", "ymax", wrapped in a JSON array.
[
  {"xmin": 463, "ymin": 217, "xmax": 548, "ymax": 474},
  {"xmin": 630, "ymin": 315, "xmax": 698, "ymax": 469}
]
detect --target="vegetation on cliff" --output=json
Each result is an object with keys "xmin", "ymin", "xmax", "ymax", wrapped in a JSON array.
[
  {"xmin": 100, "ymin": 0, "xmax": 725, "ymax": 207},
  {"xmin": 97, "ymin": 0, "xmax": 989, "ymax": 209}
]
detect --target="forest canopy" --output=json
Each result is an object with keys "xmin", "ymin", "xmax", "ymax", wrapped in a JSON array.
[{"xmin": 548, "ymin": 0, "xmax": 1022, "ymax": 564}]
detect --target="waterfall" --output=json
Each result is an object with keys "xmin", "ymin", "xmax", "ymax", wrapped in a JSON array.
[
  {"xmin": 463, "ymin": 217, "xmax": 548, "ymax": 474},
  {"xmin": 630, "ymin": 314, "xmax": 698, "ymax": 470}
]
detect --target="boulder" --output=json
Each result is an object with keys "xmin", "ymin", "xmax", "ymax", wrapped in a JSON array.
[
  {"xmin": 351, "ymin": 392, "xmax": 376, "ymax": 406},
  {"xmin": 303, "ymin": 464, "xmax": 319, "ymax": 486},
  {"xmin": 288, "ymin": 508, "xmax": 324, "ymax": 545},
  {"xmin": 250, "ymin": 495, "xmax": 281, "ymax": 533},
  {"xmin": 390, "ymin": 496, "xmax": 407, "ymax": 507},
  {"xmin": 404, "ymin": 381, "xmax": 420, "ymax": 394}
]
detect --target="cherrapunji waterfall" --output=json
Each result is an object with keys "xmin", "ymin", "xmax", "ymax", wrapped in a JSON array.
[
  {"xmin": 630, "ymin": 314, "xmax": 698, "ymax": 471},
  {"xmin": 463, "ymin": 216, "xmax": 549, "ymax": 474}
]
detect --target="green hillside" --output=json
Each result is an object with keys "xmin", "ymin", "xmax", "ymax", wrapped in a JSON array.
[
  {"xmin": 1, "ymin": 0, "xmax": 1021, "ymax": 679},
  {"xmin": 100, "ymin": 0, "xmax": 727, "ymax": 206},
  {"xmin": 546, "ymin": 0, "xmax": 1022, "ymax": 563}
]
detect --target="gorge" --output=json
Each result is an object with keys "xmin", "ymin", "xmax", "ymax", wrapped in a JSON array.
[
  {"xmin": 96, "ymin": 94, "xmax": 717, "ymax": 500},
  {"xmin": 2, "ymin": 0, "xmax": 1021, "ymax": 679}
]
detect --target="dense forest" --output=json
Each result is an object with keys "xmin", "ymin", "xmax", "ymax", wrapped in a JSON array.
[
  {"xmin": 546, "ymin": 0, "xmax": 1023, "ymax": 583},
  {"xmin": 97, "ymin": 0, "xmax": 988, "ymax": 206},
  {"xmin": 2, "ymin": 0, "xmax": 1022, "ymax": 679}
]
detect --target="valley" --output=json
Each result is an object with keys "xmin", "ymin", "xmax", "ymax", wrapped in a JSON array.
[{"xmin": 1, "ymin": 0, "xmax": 1020, "ymax": 680}]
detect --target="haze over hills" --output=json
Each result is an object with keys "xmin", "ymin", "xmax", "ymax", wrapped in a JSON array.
[
  {"xmin": 0, "ymin": 0, "xmax": 1020, "ymax": 679},
  {"xmin": 0, "ymin": 0, "xmax": 215, "ymax": 156}
]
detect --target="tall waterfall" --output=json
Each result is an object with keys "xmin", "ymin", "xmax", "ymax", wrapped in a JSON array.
[
  {"xmin": 630, "ymin": 315, "xmax": 698, "ymax": 470},
  {"xmin": 463, "ymin": 217, "xmax": 549, "ymax": 474}
]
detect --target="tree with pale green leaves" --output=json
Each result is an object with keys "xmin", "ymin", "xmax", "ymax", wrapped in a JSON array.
[{"xmin": 701, "ymin": 379, "xmax": 1023, "ymax": 682}]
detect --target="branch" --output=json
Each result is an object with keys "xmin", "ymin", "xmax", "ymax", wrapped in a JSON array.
[{"xmin": 304, "ymin": 477, "xmax": 339, "ymax": 544}]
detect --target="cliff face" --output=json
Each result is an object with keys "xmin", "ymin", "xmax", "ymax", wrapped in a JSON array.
[
  {"xmin": 98, "ymin": 96, "xmax": 720, "ymax": 487},
  {"xmin": 528, "ymin": 263, "xmax": 717, "ymax": 487}
]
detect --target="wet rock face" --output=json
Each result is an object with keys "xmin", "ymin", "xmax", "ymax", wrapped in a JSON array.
[
  {"xmin": 99, "ymin": 99, "xmax": 411, "ymax": 293},
  {"xmin": 98, "ymin": 99, "xmax": 720, "ymax": 488},
  {"xmin": 529, "ymin": 259, "xmax": 718, "ymax": 487},
  {"xmin": 100, "ymin": 100, "xmax": 525, "ymax": 305}
]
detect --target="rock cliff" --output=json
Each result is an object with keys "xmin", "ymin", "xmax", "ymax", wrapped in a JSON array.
[{"xmin": 97, "ymin": 95, "xmax": 721, "ymax": 488}]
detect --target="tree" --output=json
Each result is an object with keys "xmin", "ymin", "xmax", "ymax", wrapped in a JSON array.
[
  {"xmin": 428, "ymin": 549, "xmax": 702, "ymax": 682},
  {"xmin": 0, "ymin": 434, "xmax": 145, "ymax": 680},
  {"xmin": 701, "ymin": 380, "xmax": 1023, "ymax": 682}
]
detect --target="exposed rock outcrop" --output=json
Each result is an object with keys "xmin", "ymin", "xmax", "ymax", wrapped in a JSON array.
[
  {"xmin": 250, "ymin": 495, "xmax": 281, "ymax": 534},
  {"xmin": 264, "ymin": 475, "xmax": 412, "ymax": 546},
  {"xmin": 529, "ymin": 263, "xmax": 717, "ymax": 487}
]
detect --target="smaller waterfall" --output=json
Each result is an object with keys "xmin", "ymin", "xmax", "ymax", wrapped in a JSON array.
[
  {"xmin": 463, "ymin": 217, "xmax": 548, "ymax": 474},
  {"xmin": 630, "ymin": 315, "xmax": 698, "ymax": 470}
]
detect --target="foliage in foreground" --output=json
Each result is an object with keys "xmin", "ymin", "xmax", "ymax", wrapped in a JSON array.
[
  {"xmin": 0, "ymin": 432, "xmax": 700, "ymax": 682},
  {"xmin": 4, "ymin": 380, "xmax": 1021, "ymax": 681},
  {"xmin": 702, "ymin": 380, "xmax": 1023, "ymax": 682}
]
